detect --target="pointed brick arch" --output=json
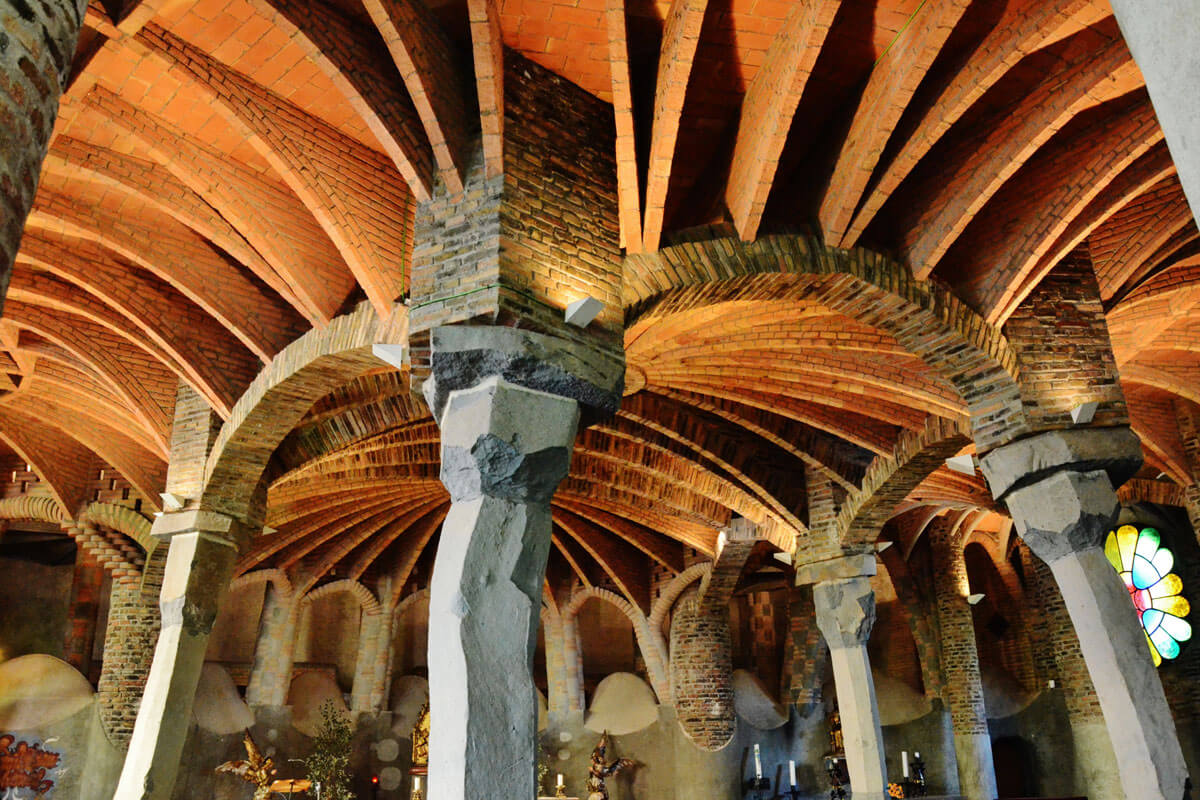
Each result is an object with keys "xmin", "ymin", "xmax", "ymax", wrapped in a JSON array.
[{"xmin": 625, "ymin": 236, "xmax": 1027, "ymax": 451}]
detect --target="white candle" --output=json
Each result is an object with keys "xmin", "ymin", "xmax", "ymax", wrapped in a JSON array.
[
  {"xmin": 788, "ymin": 759, "xmax": 797, "ymax": 788},
  {"xmin": 902, "ymin": 751, "xmax": 909, "ymax": 778},
  {"xmin": 413, "ymin": 776, "xmax": 421, "ymax": 791},
  {"xmin": 914, "ymin": 752, "xmax": 920, "ymax": 760},
  {"xmin": 754, "ymin": 744, "xmax": 763, "ymax": 779},
  {"xmin": 557, "ymin": 774, "xmax": 563, "ymax": 788}
]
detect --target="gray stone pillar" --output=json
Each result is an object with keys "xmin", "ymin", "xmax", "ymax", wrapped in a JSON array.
[
  {"xmin": 1110, "ymin": 0, "xmax": 1200, "ymax": 223},
  {"xmin": 0, "ymin": 0, "xmax": 87, "ymax": 310},
  {"xmin": 426, "ymin": 374, "xmax": 579, "ymax": 800},
  {"xmin": 982, "ymin": 429, "xmax": 1188, "ymax": 800},
  {"xmin": 246, "ymin": 582, "xmax": 297, "ymax": 707},
  {"xmin": 929, "ymin": 520, "xmax": 998, "ymax": 800},
  {"xmin": 112, "ymin": 511, "xmax": 245, "ymax": 800},
  {"xmin": 352, "ymin": 609, "xmax": 384, "ymax": 712},
  {"xmin": 801, "ymin": 554, "xmax": 887, "ymax": 800}
]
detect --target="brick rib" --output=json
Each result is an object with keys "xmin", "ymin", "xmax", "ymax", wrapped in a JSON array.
[
  {"xmin": 641, "ymin": 0, "xmax": 708, "ymax": 251},
  {"xmin": 819, "ymin": 0, "xmax": 971, "ymax": 246},
  {"xmin": 468, "ymin": 0, "xmax": 504, "ymax": 178},
  {"xmin": 606, "ymin": 0, "xmax": 642, "ymax": 251}
]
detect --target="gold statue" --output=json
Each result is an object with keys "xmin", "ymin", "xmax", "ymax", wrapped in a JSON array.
[
  {"xmin": 585, "ymin": 732, "xmax": 633, "ymax": 800},
  {"xmin": 216, "ymin": 731, "xmax": 277, "ymax": 800},
  {"xmin": 412, "ymin": 702, "xmax": 431, "ymax": 766},
  {"xmin": 829, "ymin": 709, "xmax": 845, "ymax": 754}
]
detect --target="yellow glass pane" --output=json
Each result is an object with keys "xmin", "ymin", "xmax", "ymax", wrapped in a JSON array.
[
  {"xmin": 1105, "ymin": 532, "xmax": 1123, "ymax": 572},
  {"xmin": 1146, "ymin": 630, "xmax": 1162, "ymax": 667},
  {"xmin": 1116, "ymin": 525, "xmax": 1140, "ymax": 571},
  {"xmin": 1149, "ymin": 573, "xmax": 1183, "ymax": 599},
  {"xmin": 1153, "ymin": 595, "xmax": 1191, "ymax": 619}
]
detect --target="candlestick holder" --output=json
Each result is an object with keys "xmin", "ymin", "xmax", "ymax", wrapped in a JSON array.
[
  {"xmin": 782, "ymin": 786, "xmax": 804, "ymax": 800},
  {"xmin": 555, "ymin": 785, "xmax": 568, "ymax": 799},
  {"xmin": 743, "ymin": 776, "xmax": 770, "ymax": 797}
]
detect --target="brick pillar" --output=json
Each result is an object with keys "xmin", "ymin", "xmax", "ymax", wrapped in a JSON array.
[
  {"xmin": 787, "ymin": 585, "xmax": 827, "ymax": 712},
  {"xmin": 670, "ymin": 592, "xmax": 735, "ymax": 749},
  {"xmin": 0, "ymin": 0, "xmax": 87, "ymax": 310},
  {"xmin": 747, "ymin": 591, "xmax": 781, "ymax": 697},
  {"xmin": 929, "ymin": 519, "xmax": 997, "ymax": 800},
  {"xmin": 63, "ymin": 553, "xmax": 105, "ymax": 677},
  {"xmin": 246, "ymin": 582, "xmax": 298, "ymax": 707},
  {"xmin": 1173, "ymin": 399, "xmax": 1200, "ymax": 544},
  {"xmin": 97, "ymin": 551, "xmax": 165, "ymax": 747}
]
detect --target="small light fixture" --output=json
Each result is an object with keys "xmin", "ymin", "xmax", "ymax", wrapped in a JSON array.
[
  {"xmin": 773, "ymin": 551, "xmax": 793, "ymax": 566},
  {"xmin": 1047, "ymin": 679, "xmax": 1057, "ymax": 689},
  {"xmin": 262, "ymin": 525, "xmax": 278, "ymax": 536},
  {"xmin": 967, "ymin": 592, "xmax": 986, "ymax": 605},
  {"xmin": 1070, "ymin": 401, "xmax": 1098, "ymax": 425},
  {"xmin": 371, "ymin": 343, "xmax": 406, "ymax": 370},
  {"xmin": 565, "ymin": 296, "xmax": 603, "ymax": 328},
  {"xmin": 159, "ymin": 492, "xmax": 185, "ymax": 512},
  {"xmin": 945, "ymin": 454, "xmax": 976, "ymax": 475},
  {"xmin": 875, "ymin": 541, "xmax": 894, "ymax": 553}
]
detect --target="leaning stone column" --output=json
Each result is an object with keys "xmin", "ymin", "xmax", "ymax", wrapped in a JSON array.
[
  {"xmin": 800, "ymin": 554, "xmax": 887, "ymax": 800},
  {"xmin": 928, "ymin": 519, "xmax": 998, "ymax": 800},
  {"xmin": 112, "ymin": 510, "xmax": 246, "ymax": 800},
  {"xmin": 0, "ymin": 0, "xmax": 86, "ymax": 309},
  {"xmin": 422, "ymin": 326, "xmax": 622, "ymax": 800},
  {"xmin": 981, "ymin": 428, "xmax": 1188, "ymax": 800},
  {"xmin": 246, "ymin": 582, "xmax": 298, "ymax": 707}
]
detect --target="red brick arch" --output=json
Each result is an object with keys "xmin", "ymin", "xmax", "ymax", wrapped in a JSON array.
[
  {"xmin": 625, "ymin": 236, "xmax": 1027, "ymax": 452},
  {"xmin": 201, "ymin": 302, "xmax": 408, "ymax": 526}
]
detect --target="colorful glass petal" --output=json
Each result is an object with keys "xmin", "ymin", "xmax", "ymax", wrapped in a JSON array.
[
  {"xmin": 1160, "ymin": 614, "xmax": 1192, "ymax": 643},
  {"xmin": 1153, "ymin": 595, "xmax": 1191, "ymax": 619},
  {"xmin": 1142, "ymin": 607, "xmax": 1165, "ymax": 635},
  {"xmin": 1152, "ymin": 547, "xmax": 1175, "ymax": 578},
  {"xmin": 1150, "ymin": 573, "xmax": 1184, "ymax": 599},
  {"xmin": 1105, "ymin": 534, "xmax": 1123, "ymax": 572},
  {"xmin": 1146, "ymin": 630, "xmax": 1163, "ymax": 667},
  {"xmin": 1132, "ymin": 554, "xmax": 1161, "ymax": 590},
  {"xmin": 1152, "ymin": 627, "xmax": 1181, "ymax": 660},
  {"xmin": 1116, "ymin": 525, "xmax": 1139, "ymax": 571}
]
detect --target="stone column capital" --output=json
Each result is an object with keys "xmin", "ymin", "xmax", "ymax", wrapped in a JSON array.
[
  {"xmin": 150, "ymin": 508, "xmax": 253, "ymax": 551},
  {"xmin": 1003, "ymin": 468, "xmax": 1120, "ymax": 564},
  {"xmin": 978, "ymin": 426, "xmax": 1142, "ymax": 502},
  {"xmin": 813, "ymin": 575, "xmax": 876, "ymax": 650},
  {"xmin": 794, "ymin": 552, "xmax": 876, "ymax": 587}
]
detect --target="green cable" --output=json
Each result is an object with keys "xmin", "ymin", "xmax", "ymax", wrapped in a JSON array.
[{"xmin": 874, "ymin": 0, "xmax": 930, "ymax": 67}]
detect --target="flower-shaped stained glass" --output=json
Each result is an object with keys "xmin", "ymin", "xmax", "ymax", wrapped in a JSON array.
[{"xmin": 1105, "ymin": 525, "xmax": 1192, "ymax": 666}]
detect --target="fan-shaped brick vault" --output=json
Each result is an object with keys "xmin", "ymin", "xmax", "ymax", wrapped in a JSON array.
[{"xmin": 2, "ymin": 1, "xmax": 1200, "ymax": 799}]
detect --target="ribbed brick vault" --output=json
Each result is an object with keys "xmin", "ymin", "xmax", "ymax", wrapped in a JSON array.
[{"xmin": 3, "ymin": 0, "xmax": 1199, "ymax": 619}]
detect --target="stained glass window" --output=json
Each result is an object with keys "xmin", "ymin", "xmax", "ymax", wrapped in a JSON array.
[{"xmin": 1105, "ymin": 525, "xmax": 1192, "ymax": 666}]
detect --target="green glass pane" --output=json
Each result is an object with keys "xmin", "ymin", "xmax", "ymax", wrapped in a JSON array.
[
  {"xmin": 1142, "ymin": 608, "xmax": 1165, "ymax": 635},
  {"xmin": 1152, "ymin": 628, "xmax": 1181, "ymax": 660},
  {"xmin": 1135, "ymin": 527, "xmax": 1161, "ymax": 561},
  {"xmin": 1132, "ymin": 555, "xmax": 1161, "ymax": 590}
]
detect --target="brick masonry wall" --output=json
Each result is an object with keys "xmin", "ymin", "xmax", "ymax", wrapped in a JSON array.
[
  {"xmin": 408, "ymin": 51, "xmax": 622, "ymax": 376},
  {"xmin": 787, "ymin": 584, "xmax": 827, "ymax": 711},
  {"xmin": 670, "ymin": 593, "xmax": 735, "ymax": 750},
  {"xmin": 930, "ymin": 521, "xmax": 989, "ymax": 736},
  {"xmin": 97, "ymin": 547, "xmax": 166, "ymax": 747},
  {"xmin": 63, "ymin": 554, "xmax": 104, "ymax": 678},
  {"xmin": 1003, "ymin": 244, "xmax": 1128, "ymax": 431},
  {"xmin": 0, "ymin": 0, "xmax": 86, "ymax": 312}
]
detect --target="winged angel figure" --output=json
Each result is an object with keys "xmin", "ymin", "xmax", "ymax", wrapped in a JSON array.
[{"xmin": 216, "ymin": 731, "xmax": 277, "ymax": 800}]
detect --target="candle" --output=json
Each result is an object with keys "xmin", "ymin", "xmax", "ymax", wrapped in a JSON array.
[
  {"xmin": 914, "ymin": 752, "xmax": 920, "ymax": 760},
  {"xmin": 788, "ymin": 759, "xmax": 797, "ymax": 788},
  {"xmin": 902, "ymin": 751, "xmax": 909, "ymax": 778},
  {"xmin": 413, "ymin": 776, "xmax": 421, "ymax": 791},
  {"xmin": 754, "ymin": 744, "xmax": 763, "ymax": 779},
  {"xmin": 557, "ymin": 774, "xmax": 563, "ymax": 788}
]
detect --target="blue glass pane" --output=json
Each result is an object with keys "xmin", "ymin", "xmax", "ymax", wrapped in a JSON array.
[
  {"xmin": 1142, "ymin": 608, "xmax": 1165, "ymax": 635},
  {"xmin": 1151, "ymin": 627, "xmax": 1180, "ymax": 659},
  {"xmin": 1132, "ymin": 554, "xmax": 1162, "ymax": 590}
]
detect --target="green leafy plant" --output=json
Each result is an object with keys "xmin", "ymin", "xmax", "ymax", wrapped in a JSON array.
[{"xmin": 301, "ymin": 701, "xmax": 357, "ymax": 800}]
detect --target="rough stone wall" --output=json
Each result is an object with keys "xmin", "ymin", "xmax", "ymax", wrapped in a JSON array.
[
  {"xmin": 669, "ymin": 594, "xmax": 734, "ymax": 750},
  {"xmin": 62, "ymin": 555, "xmax": 104, "ymax": 679},
  {"xmin": 0, "ymin": 0, "xmax": 86, "ymax": 312},
  {"xmin": 1004, "ymin": 245, "xmax": 1128, "ymax": 431},
  {"xmin": 787, "ymin": 585, "xmax": 826, "ymax": 710},
  {"xmin": 97, "ymin": 547, "xmax": 166, "ymax": 746}
]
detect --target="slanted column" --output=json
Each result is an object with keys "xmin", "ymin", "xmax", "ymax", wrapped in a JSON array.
[
  {"xmin": 246, "ymin": 581, "xmax": 298, "ymax": 707},
  {"xmin": 97, "ymin": 552, "xmax": 165, "ymax": 747},
  {"xmin": 0, "ymin": 0, "xmax": 86, "ymax": 308},
  {"xmin": 799, "ymin": 554, "xmax": 887, "ymax": 800},
  {"xmin": 981, "ymin": 429, "xmax": 1188, "ymax": 800},
  {"xmin": 425, "ymin": 370, "xmax": 580, "ymax": 800},
  {"xmin": 928, "ymin": 518, "xmax": 997, "ymax": 800},
  {"xmin": 113, "ymin": 512, "xmax": 245, "ymax": 799},
  {"xmin": 1172, "ymin": 399, "xmax": 1200, "ymax": 542},
  {"xmin": 352, "ymin": 609, "xmax": 385, "ymax": 712},
  {"xmin": 63, "ymin": 554, "xmax": 105, "ymax": 678}
]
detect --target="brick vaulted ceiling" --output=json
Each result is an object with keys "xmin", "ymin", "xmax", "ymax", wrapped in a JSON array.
[{"xmin": 4, "ymin": 0, "xmax": 1196, "ymax": 600}]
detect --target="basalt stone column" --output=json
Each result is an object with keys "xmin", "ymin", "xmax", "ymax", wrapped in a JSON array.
[
  {"xmin": 246, "ymin": 582, "xmax": 298, "ymax": 707},
  {"xmin": 113, "ymin": 511, "xmax": 246, "ymax": 800},
  {"xmin": 425, "ymin": 370, "xmax": 581, "ymax": 800},
  {"xmin": 803, "ymin": 556, "xmax": 887, "ymax": 800},
  {"xmin": 0, "ymin": 0, "xmax": 86, "ymax": 310},
  {"xmin": 669, "ymin": 593, "xmax": 735, "ymax": 749},
  {"xmin": 929, "ymin": 521, "xmax": 997, "ymax": 800},
  {"xmin": 982, "ymin": 429, "xmax": 1187, "ymax": 800}
]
